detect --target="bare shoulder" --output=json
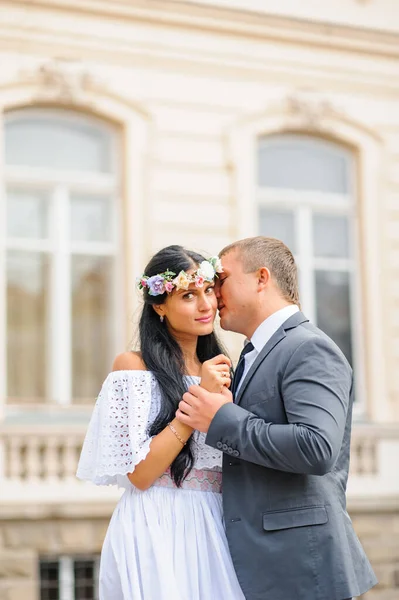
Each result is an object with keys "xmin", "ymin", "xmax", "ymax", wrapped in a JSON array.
[{"xmin": 112, "ymin": 351, "xmax": 146, "ymax": 372}]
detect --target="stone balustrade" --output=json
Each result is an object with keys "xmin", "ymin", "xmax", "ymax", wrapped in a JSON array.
[
  {"xmin": 0, "ymin": 423, "xmax": 119, "ymax": 506},
  {"xmin": 0, "ymin": 423, "xmax": 398, "ymax": 504}
]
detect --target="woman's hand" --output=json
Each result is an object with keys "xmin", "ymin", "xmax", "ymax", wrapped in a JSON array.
[{"xmin": 200, "ymin": 354, "xmax": 232, "ymax": 393}]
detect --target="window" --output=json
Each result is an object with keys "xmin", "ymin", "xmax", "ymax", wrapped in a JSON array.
[
  {"xmin": 4, "ymin": 109, "xmax": 121, "ymax": 405},
  {"xmin": 257, "ymin": 135, "xmax": 360, "ymax": 374},
  {"xmin": 40, "ymin": 556, "xmax": 100, "ymax": 600}
]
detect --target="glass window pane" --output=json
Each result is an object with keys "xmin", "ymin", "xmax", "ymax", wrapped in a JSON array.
[
  {"xmin": 313, "ymin": 214, "xmax": 350, "ymax": 259},
  {"xmin": 5, "ymin": 112, "xmax": 112, "ymax": 172},
  {"xmin": 72, "ymin": 256, "xmax": 113, "ymax": 402},
  {"xmin": 315, "ymin": 270, "xmax": 353, "ymax": 365},
  {"xmin": 74, "ymin": 559, "xmax": 96, "ymax": 600},
  {"xmin": 71, "ymin": 196, "xmax": 112, "ymax": 243},
  {"xmin": 40, "ymin": 560, "xmax": 59, "ymax": 600},
  {"xmin": 259, "ymin": 208, "xmax": 296, "ymax": 253},
  {"xmin": 258, "ymin": 135, "xmax": 350, "ymax": 193},
  {"xmin": 7, "ymin": 251, "xmax": 49, "ymax": 401},
  {"xmin": 7, "ymin": 189, "xmax": 49, "ymax": 239}
]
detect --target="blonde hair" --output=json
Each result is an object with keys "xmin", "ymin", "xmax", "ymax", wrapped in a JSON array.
[{"xmin": 220, "ymin": 236, "xmax": 300, "ymax": 306}]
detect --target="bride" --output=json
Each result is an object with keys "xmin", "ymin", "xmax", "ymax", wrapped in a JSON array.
[{"xmin": 77, "ymin": 244, "xmax": 245, "ymax": 600}]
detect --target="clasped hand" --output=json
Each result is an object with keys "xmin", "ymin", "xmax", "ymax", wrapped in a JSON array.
[
  {"xmin": 176, "ymin": 385, "xmax": 233, "ymax": 433},
  {"xmin": 176, "ymin": 355, "xmax": 233, "ymax": 432}
]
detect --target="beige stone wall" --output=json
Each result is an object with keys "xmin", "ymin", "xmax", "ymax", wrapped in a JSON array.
[
  {"xmin": 1, "ymin": 2, "xmax": 399, "ymax": 597},
  {"xmin": 1, "ymin": 2, "xmax": 398, "ymax": 373},
  {"xmin": 0, "ymin": 503, "xmax": 398, "ymax": 599},
  {"xmin": 353, "ymin": 503, "xmax": 399, "ymax": 599},
  {"xmin": 0, "ymin": 513, "xmax": 108, "ymax": 600},
  {"xmin": 0, "ymin": 1, "xmax": 398, "ymax": 386}
]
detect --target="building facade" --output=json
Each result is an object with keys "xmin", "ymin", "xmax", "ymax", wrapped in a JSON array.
[{"xmin": 0, "ymin": 1, "xmax": 399, "ymax": 598}]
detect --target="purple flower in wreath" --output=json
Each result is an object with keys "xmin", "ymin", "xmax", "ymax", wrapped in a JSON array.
[{"xmin": 146, "ymin": 275, "xmax": 166, "ymax": 296}]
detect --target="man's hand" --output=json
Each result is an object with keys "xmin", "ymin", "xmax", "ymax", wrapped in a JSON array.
[{"xmin": 176, "ymin": 385, "xmax": 233, "ymax": 432}]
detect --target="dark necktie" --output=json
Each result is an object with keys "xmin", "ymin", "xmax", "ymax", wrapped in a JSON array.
[{"xmin": 231, "ymin": 342, "xmax": 255, "ymax": 397}]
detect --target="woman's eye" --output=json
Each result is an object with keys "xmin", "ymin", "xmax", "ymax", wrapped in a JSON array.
[
  {"xmin": 206, "ymin": 286, "xmax": 215, "ymax": 294},
  {"xmin": 183, "ymin": 293, "xmax": 194, "ymax": 300}
]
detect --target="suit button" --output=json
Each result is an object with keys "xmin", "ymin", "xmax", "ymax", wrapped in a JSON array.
[
  {"xmin": 222, "ymin": 444, "xmax": 228, "ymax": 451},
  {"xmin": 232, "ymin": 450, "xmax": 239, "ymax": 457},
  {"xmin": 227, "ymin": 447, "xmax": 233, "ymax": 454},
  {"xmin": 216, "ymin": 441, "xmax": 223, "ymax": 449}
]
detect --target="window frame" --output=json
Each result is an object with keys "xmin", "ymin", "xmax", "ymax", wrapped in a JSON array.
[
  {"xmin": 39, "ymin": 554, "xmax": 100, "ymax": 600},
  {"xmin": 257, "ymin": 186, "xmax": 366, "ymax": 417},
  {"xmin": 2, "ymin": 108, "xmax": 123, "ymax": 406}
]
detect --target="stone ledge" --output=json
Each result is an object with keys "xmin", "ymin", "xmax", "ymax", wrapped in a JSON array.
[
  {"xmin": 0, "ymin": 500, "xmax": 117, "ymax": 520},
  {"xmin": 348, "ymin": 495, "xmax": 399, "ymax": 513},
  {"xmin": 5, "ymin": 0, "xmax": 399, "ymax": 59}
]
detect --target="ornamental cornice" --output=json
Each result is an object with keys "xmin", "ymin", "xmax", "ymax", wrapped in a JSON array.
[
  {"xmin": 0, "ymin": 59, "xmax": 151, "ymax": 119},
  {"xmin": 5, "ymin": 0, "xmax": 399, "ymax": 60}
]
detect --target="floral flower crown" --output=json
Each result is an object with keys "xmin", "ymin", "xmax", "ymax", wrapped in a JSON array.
[{"xmin": 137, "ymin": 256, "xmax": 223, "ymax": 297}]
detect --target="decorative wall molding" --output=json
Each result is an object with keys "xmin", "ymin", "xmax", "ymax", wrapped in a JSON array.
[
  {"xmin": 20, "ymin": 60, "xmax": 95, "ymax": 106},
  {"xmin": 285, "ymin": 91, "xmax": 337, "ymax": 131},
  {"xmin": 5, "ymin": 0, "xmax": 399, "ymax": 60}
]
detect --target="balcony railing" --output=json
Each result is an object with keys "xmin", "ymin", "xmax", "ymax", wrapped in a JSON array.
[
  {"xmin": 0, "ymin": 423, "xmax": 398, "ymax": 504},
  {"xmin": 0, "ymin": 423, "xmax": 120, "ymax": 506}
]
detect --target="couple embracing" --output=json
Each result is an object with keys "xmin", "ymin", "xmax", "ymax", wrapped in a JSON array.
[{"xmin": 77, "ymin": 236, "xmax": 377, "ymax": 600}]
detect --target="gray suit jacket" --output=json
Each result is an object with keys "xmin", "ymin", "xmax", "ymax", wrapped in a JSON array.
[{"xmin": 206, "ymin": 312, "xmax": 377, "ymax": 600}]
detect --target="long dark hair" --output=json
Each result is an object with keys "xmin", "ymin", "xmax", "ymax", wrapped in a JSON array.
[{"xmin": 139, "ymin": 245, "xmax": 226, "ymax": 487}]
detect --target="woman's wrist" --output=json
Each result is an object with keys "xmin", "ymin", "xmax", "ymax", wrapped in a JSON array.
[{"xmin": 170, "ymin": 418, "xmax": 193, "ymax": 439}]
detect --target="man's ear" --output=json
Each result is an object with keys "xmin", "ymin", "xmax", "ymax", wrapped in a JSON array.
[{"xmin": 257, "ymin": 267, "xmax": 271, "ymax": 290}]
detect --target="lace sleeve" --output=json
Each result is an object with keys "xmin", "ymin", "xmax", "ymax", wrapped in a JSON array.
[{"xmin": 76, "ymin": 371, "xmax": 158, "ymax": 486}]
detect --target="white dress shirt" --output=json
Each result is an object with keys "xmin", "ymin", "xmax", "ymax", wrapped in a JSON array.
[{"xmin": 235, "ymin": 304, "xmax": 300, "ymax": 395}]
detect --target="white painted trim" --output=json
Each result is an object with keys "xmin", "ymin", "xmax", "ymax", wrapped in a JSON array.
[
  {"xmin": 6, "ymin": 239, "xmax": 53, "ymax": 252},
  {"xmin": 296, "ymin": 206, "xmax": 316, "ymax": 324},
  {"xmin": 0, "ymin": 113, "xmax": 6, "ymax": 421},
  {"xmin": 124, "ymin": 116, "xmax": 151, "ymax": 344},
  {"xmin": 5, "ymin": 165, "xmax": 115, "ymax": 191},
  {"xmin": 59, "ymin": 555, "xmax": 74, "ymax": 600},
  {"xmin": 52, "ymin": 186, "xmax": 71, "ymax": 404},
  {"xmin": 257, "ymin": 188, "xmax": 353, "ymax": 211},
  {"xmin": 69, "ymin": 242, "xmax": 116, "ymax": 256}
]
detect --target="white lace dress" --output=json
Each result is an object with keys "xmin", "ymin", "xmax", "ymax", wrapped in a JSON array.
[{"xmin": 76, "ymin": 370, "xmax": 245, "ymax": 600}]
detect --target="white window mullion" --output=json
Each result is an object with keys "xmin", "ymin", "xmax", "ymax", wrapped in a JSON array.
[
  {"xmin": 94, "ymin": 556, "xmax": 100, "ymax": 600},
  {"xmin": 313, "ymin": 257, "xmax": 353, "ymax": 272},
  {"xmin": 51, "ymin": 186, "xmax": 71, "ymax": 404},
  {"xmin": 296, "ymin": 206, "xmax": 315, "ymax": 322},
  {"xmin": 112, "ymin": 193, "xmax": 124, "ymax": 358},
  {"xmin": 0, "ymin": 116, "xmax": 6, "ymax": 418},
  {"xmin": 59, "ymin": 556, "xmax": 74, "ymax": 600},
  {"xmin": 350, "ymin": 213, "xmax": 366, "ymax": 415}
]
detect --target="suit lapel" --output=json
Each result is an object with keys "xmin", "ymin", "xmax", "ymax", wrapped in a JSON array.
[{"xmin": 234, "ymin": 311, "xmax": 309, "ymax": 405}]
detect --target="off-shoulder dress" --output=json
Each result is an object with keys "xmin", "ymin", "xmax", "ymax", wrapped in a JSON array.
[{"xmin": 77, "ymin": 370, "xmax": 245, "ymax": 600}]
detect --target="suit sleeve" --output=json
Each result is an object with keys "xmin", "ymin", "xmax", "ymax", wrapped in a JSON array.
[{"xmin": 205, "ymin": 335, "xmax": 352, "ymax": 475}]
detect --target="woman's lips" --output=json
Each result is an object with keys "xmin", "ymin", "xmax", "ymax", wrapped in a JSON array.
[{"xmin": 196, "ymin": 315, "xmax": 212, "ymax": 323}]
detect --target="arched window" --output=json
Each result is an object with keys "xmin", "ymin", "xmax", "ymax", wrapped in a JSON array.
[
  {"xmin": 5, "ymin": 109, "xmax": 121, "ymax": 404},
  {"xmin": 257, "ymin": 134, "xmax": 359, "ymax": 372}
]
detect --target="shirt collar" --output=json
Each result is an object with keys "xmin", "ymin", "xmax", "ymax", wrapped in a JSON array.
[{"xmin": 251, "ymin": 305, "xmax": 300, "ymax": 354}]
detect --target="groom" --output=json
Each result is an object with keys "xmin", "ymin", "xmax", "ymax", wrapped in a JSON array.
[{"xmin": 176, "ymin": 236, "xmax": 377, "ymax": 600}]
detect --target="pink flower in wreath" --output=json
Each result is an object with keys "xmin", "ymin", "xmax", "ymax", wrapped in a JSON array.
[
  {"xmin": 164, "ymin": 281, "xmax": 174, "ymax": 293},
  {"xmin": 195, "ymin": 275, "xmax": 205, "ymax": 288}
]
